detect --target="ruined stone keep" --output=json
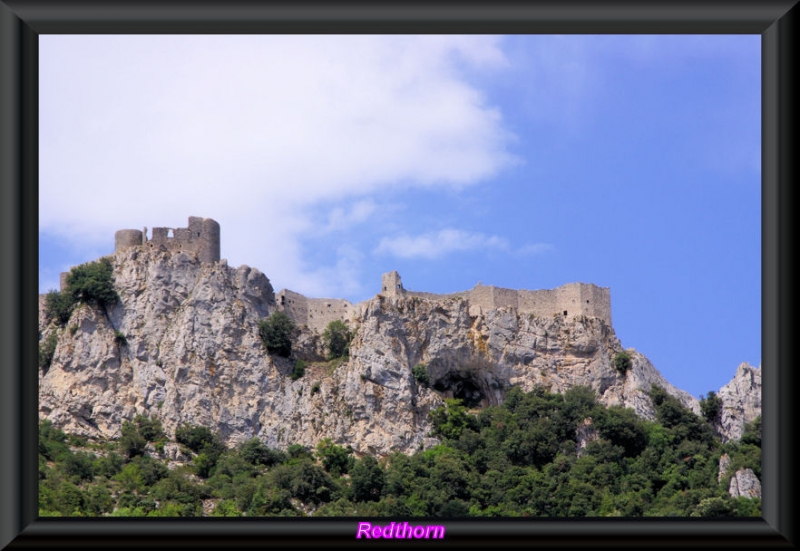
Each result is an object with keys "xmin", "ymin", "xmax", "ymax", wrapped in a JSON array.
[
  {"xmin": 115, "ymin": 216, "xmax": 220, "ymax": 263},
  {"xmin": 60, "ymin": 216, "xmax": 221, "ymax": 292}
]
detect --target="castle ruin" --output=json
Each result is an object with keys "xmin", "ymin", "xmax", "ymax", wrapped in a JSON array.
[
  {"xmin": 277, "ymin": 270, "xmax": 612, "ymax": 334},
  {"xmin": 379, "ymin": 271, "xmax": 612, "ymax": 325},
  {"xmin": 59, "ymin": 216, "xmax": 221, "ymax": 292},
  {"xmin": 277, "ymin": 289, "xmax": 358, "ymax": 335},
  {"xmin": 115, "ymin": 216, "xmax": 221, "ymax": 263}
]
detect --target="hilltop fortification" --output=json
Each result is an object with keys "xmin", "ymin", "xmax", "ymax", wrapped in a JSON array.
[
  {"xmin": 38, "ymin": 217, "xmax": 757, "ymax": 458},
  {"xmin": 61, "ymin": 216, "xmax": 221, "ymax": 291},
  {"xmin": 380, "ymin": 271, "xmax": 612, "ymax": 325},
  {"xmin": 115, "ymin": 216, "xmax": 220, "ymax": 263},
  {"xmin": 277, "ymin": 270, "xmax": 612, "ymax": 334}
]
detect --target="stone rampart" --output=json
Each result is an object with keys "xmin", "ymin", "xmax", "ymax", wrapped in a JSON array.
[
  {"xmin": 277, "ymin": 290, "xmax": 357, "ymax": 334},
  {"xmin": 379, "ymin": 272, "xmax": 611, "ymax": 325}
]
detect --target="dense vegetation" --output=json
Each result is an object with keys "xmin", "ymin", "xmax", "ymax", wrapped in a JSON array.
[{"xmin": 38, "ymin": 385, "xmax": 761, "ymax": 518}]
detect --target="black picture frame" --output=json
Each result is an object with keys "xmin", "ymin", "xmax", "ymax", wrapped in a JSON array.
[{"xmin": 1, "ymin": 1, "xmax": 796, "ymax": 548}]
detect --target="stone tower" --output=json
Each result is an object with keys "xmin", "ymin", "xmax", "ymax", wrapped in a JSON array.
[
  {"xmin": 381, "ymin": 271, "xmax": 405, "ymax": 297},
  {"xmin": 114, "ymin": 229, "xmax": 144, "ymax": 251},
  {"xmin": 114, "ymin": 216, "xmax": 220, "ymax": 263}
]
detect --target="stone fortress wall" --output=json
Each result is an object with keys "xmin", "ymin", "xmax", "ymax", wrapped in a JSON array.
[
  {"xmin": 276, "ymin": 289, "xmax": 358, "ymax": 335},
  {"xmin": 279, "ymin": 270, "xmax": 612, "ymax": 335},
  {"xmin": 383, "ymin": 271, "xmax": 612, "ymax": 325}
]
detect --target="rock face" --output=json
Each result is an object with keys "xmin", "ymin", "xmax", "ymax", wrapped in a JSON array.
[
  {"xmin": 728, "ymin": 469, "xmax": 762, "ymax": 499},
  {"xmin": 38, "ymin": 247, "xmax": 755, "ymax": 456},
  {"xmin": 715, "ymin": 362, "xmax": 762, "ymax": 442}
]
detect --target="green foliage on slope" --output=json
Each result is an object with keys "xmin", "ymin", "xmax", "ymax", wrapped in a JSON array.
[{"xmin": 38, "ymin": 384, "xmax": 761, "ymax": 518}]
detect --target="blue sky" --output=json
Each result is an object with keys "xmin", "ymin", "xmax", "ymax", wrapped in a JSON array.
[{"xmin": 39, "ymin": 35, "xmax": 760, "ymax": 400}]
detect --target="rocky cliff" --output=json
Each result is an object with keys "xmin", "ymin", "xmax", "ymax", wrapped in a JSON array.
[
  {"xmin": 715, "ymin": 362, "xmax": 762, "ymax": 442},
  {"xmin": 38, "ymin": 247, "xmax": 758, "ymax": 456}
]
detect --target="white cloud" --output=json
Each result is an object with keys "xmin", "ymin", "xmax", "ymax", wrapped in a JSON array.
[
  {"xmin": 374, "ymin": 228, "xmax": 510, "ymax": 260},
  {"xmin": 319, "ymin": 200, "xmax": 378, "ymax": 234},
  {"xmin": 39, "ymin": 35, "xmax": 515, "ymax": 300},
  {"xmin": 39, "ymin": 35, "xmax": 517, "ymax": 298}
]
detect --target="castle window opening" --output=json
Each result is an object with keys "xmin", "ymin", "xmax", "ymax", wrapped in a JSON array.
[
  {"xmin": 564, "ymin": 311, "xmax": 568, "ymax": 316},
  {"xmin": 167, "ymin": 229, "xmax": 174, "ymax": 238}
]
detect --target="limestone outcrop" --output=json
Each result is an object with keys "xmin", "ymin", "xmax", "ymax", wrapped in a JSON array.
[
  {"xmin": 728, "ymin": 468, "xmax": 762, "ymax": 499},
  {"xmin": 38, "ymin": 247, "xmax": 757, "ymax": 456},
  {"xmin": 715, "ymin": 362, "xmax": 762, "ymax": 442}
]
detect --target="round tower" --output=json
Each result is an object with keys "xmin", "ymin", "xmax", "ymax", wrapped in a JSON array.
[
  {"xmin": 115, "ymin": 229, "xmax": 144, "ymax": 252},
  {"xmin": 193, "ymin": 217, "xmax": 220, "ymax": 263}
]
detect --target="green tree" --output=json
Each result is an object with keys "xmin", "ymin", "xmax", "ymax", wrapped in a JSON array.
[
  {"xmin": 240, "ymin": 438, "xmax": 285, "ymax": 467},
  {"xmin": 741, "ymin": 416, "xmax": 762, "ymax": 447},
  {"xmin": 430, "ymin": 398, "xmax": 477, "ymax": 441},
  {"xmin": 135, "ymin": 415, "xmax": 166, "ymax": 442},
  {"xmin": 258, "ymin": 311, "xmax": 296, "ymax": 357},
  {"xmin": 699, "ymin": 391, "xmax": 723, "ymax": 424},
  {"xmin": 350, "ymin": 455, "xmax": 385, "ymax": 502},
  {"xmin": 45, "ymin": 290, "xmax": 75, "ymax": 325},
  {"xmin": 65, "ymin": 258, "xmax": 119, "ymax": 308},
  {"xmin": 316, "ymin": 438, "xmax": 353, "ymax": 477},
  {"xmin": 118, "ymin": 420, "xmax": 147, "ymax": 459},
  {"xmin": 175, "ymin": 424, "xmax": 217, "ymax": 454},
  {"xmin": 322, "ymin": 320, "xmax": 352, "ymax": 360}
]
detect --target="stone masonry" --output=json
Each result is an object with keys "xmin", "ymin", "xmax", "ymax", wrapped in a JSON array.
[
  {"xmin": 61, "ymin": 216, "xmax": 221, "ymax": 292},
  {"xmin": 380, "ymin": 271, "xmax": 612, "ymax": 325},
  {"xmin": 278, "ymin": 270, "xmax": 612, "ymax": 334}
]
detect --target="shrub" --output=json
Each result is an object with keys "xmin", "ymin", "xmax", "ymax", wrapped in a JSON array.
[
  {"xmin": 322, "ymin": 320, "xmax": 352, "ymax": 360},
  {"xmin": 412, "ymin": 363, "xmax": 430, "ymax": 386},
  {"xmin": 258, "ymin": 311, "xmax": 296, "ymax": 357},
  {"xmin": 175, "ymin": 424, "xmax": 217, "ymax": 454},
  {"xmin": 316, "ymin": 438, "xmax": 354, "ymax": 477},
  {"xmin": 45, "ymin": 290, "xmax": 75, "ymax": 325},
  {"xmin": 613, "ymin": 352, "xmax": 632, "ymax": 375},
  {"xmin": 741, "ymin": 416, "xmax": 761, "ymax": 447},
  {"xmin": 39, "ymin": 331, "xmax": 59, "ymax": 370},
  {"xmin": 240, "ymin": 438, "xmax": 286, "ymax": 467},
  {"xmin": 118, "ymin": 420, "xmax": 147, "ymax": 459},
  {"xmin": 699, "ymin": 391, "xmax": 723, "ymax": 424},
  {"xmin": 311, "ymin": 382, "xmax": 321, "ymax": 395},
  {"xmin": 65, "ymin": 258, "xmax": 119, "ymax": 309},
  {"xmin": 350, "ymin": 455, "xmax": 385, "ymax": 502},
  {"xmin": 290, "ymin": 360, "xmax": 306, "ymax": 381},
  {"xmin": 134, "ymin": 415, "xmax": 165, "ymax": 442},
  {"xmin": 114, "ymin": 330, "xmax": 128, "ymax": 346}
]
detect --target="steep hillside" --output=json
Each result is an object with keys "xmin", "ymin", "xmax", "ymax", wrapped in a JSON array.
[{"xmin": 38, "ymin": 247, "xmax": 758, "ymax": 455}]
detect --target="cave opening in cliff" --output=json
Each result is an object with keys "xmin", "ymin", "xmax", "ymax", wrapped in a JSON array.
[{"xmin": 432, "ymin": 372, "xmax": 487, "ymax": 408}]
